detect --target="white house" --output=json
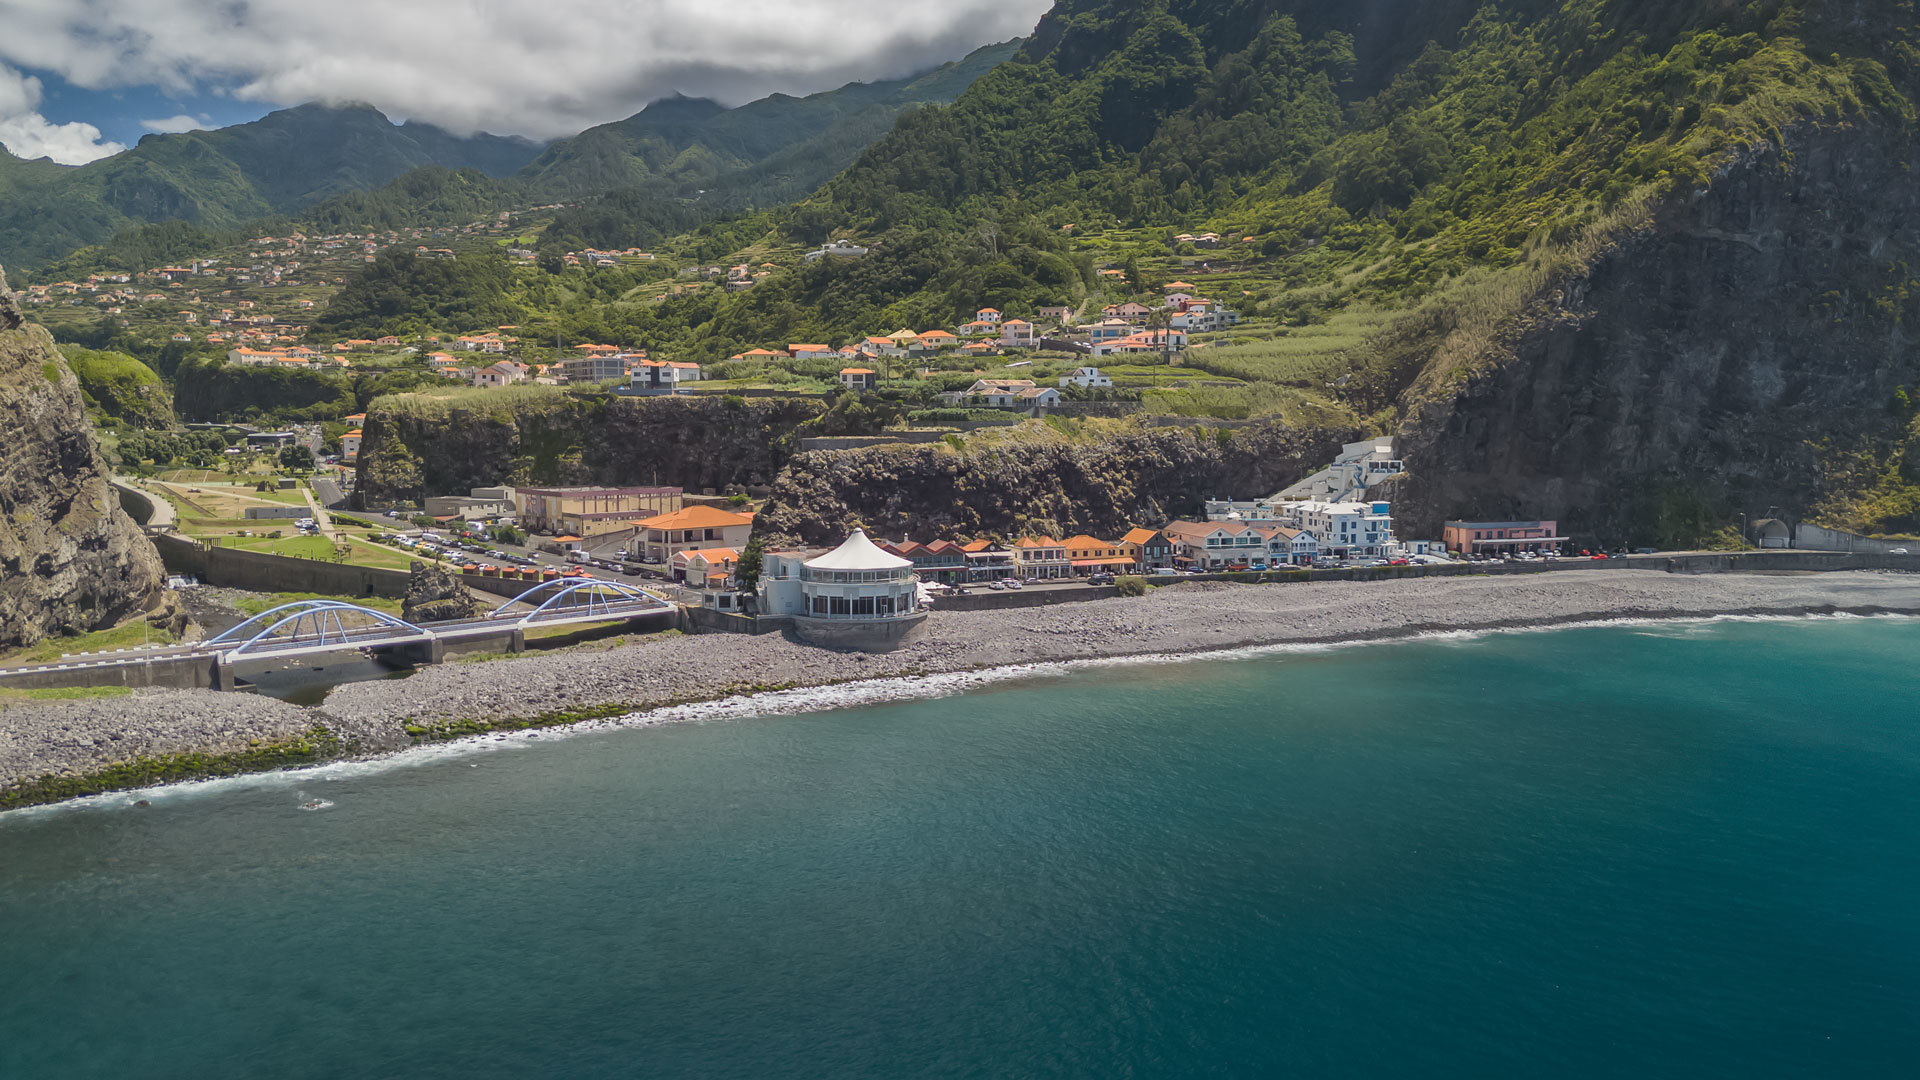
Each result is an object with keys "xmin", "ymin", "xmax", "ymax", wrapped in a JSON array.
[
  {"xmin": 1255, "ymin": 525, "xmax": 1319, "ymax": 566},
  {"xmin": 1169, "ymin": 301, "xmax": 1241, "ymax": 333},
  {"xmin": 1285, "ymin": 500, "xmax": 1396, "ymax": 558},
  {"xmin": 1000, "ymin": 319, "xmax": 1036, "ymax": 347},
  {"xmin": 1059, "ymin": 366, "xmax": 1113, "ymax": 389},
  {"xmin": 758, "ymin": 530, "xmax": 927, "ymax": 650},
  {"xmin": 472, "ymin": 360, "xmax": 528, "ymax": 388},
  {"xmin": 1275, "ymin": 437, "xmax": 1406, "ymax": 503},
  {"xmin": 1160, "ymin": 520, "xmax": 1267, "ymax": 569},
  {"xmin": 804, "ymin": 241, "xmax": 869, "ymax": 261}
]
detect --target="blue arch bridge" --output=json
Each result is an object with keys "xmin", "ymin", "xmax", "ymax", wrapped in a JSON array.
[{"xmin": 0, "ymin": 579, "xmax": 679, "ymax": 692}]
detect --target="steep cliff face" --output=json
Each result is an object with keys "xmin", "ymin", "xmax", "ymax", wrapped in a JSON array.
[
  {"xmin": 756, "ymin": 421, "xmax": 1356, "ymax": 545},
  {"xmin": 1396, "ymin": 128, "xmax": 1920, "ymax": 544},
  {"xmin": 0, "ymin": 319, "xmax": 168, "ymax": 647},
  {"xmin": 356, "ymin": 394, "xmax": 825, "ymax": 504}
]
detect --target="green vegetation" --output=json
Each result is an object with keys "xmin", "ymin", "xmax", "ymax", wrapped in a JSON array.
[
  {"xmin": 1, "ymin": 104, "xmax": 539, "ymax": 270},
  {"xmin": 0, "ymin": 618, "xmax": 178, "ymax": 666},
  {"xmin": 315, "ymin": 250, "xmax": 525, "ymax": 338},
  {"xmin": 0, "ymin": 686, "xmax": 134, "ymax": 707},
  {"xmin": 57, "ymin": 344, "xmax": 177, "ymax": 429},
  {"xmin": 231, "ymin": 593, "xmax": 406, "ymax": 617},
  {"xmin": 0, "ymin": 726, "xmax": 344, "ymax": 811},
  {"xmin": 1112, "ymin": 574, "xmax": 1148, "ymax": 597}
]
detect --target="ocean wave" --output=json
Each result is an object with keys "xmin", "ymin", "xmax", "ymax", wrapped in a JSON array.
[{"xmin": 8, "ymin": 609, "xmax": 1914, "ymax": 822}]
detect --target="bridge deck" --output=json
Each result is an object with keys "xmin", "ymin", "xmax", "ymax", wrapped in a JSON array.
[{"xmin": 0, "ymin": 598, "xmax": 677, "ymax": 678}]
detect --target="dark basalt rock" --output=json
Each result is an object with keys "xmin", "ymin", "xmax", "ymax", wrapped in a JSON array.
[
  {"xmin": 0, "ymin": 316, "xmax": 168, "ymax": 647},
  {"xmin": 402, "ymin": 561, "xmax": 481, "ymax": 624}
]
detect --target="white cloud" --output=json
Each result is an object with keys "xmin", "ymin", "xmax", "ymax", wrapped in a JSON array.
[
  {"xmin": 0, "ymin": 0, "xmax": 1050, "ymax": 141},
  {"xmin": 139, "ymin": 113, "xmax": 208, "ymax": 134},
  {"xmin": 0, "ymin": 63, "xmax": 125, "ymax": 163}
]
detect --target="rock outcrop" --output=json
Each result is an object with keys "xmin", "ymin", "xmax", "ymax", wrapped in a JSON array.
[
  {"xmin": 1395, "ymin": 128, "xmax": 1920, "ymax": 544},
  {"xmin": 0, "ymin": 302, "xmax": 169, "ymax": 648},
  {"xmin": 755, "ymin": 420, "xmax": 1355, "ymax": 545},
  {"xmin": 356, "ymin": 393, "xmax": 824, "ymax": 505},
  {"xmin": 401, "ymin": 561, "xmax": 480, "ymax": 624}
]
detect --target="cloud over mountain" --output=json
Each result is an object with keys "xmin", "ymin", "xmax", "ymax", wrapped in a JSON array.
[
  {"xmin": 0, "ymin": 0, "xmax": 1048, "ymax": 148},
  {"xmin": 0, "ymin": 63, "xmax": 125, "ymax": 163}
]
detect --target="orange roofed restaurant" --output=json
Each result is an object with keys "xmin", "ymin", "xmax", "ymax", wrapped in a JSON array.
[{"xmin": 634, "ymin": 505, "xmax": 756, "ymax": 563}]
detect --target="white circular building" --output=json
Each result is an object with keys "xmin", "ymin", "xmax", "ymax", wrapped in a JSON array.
[{"xmin": 763, "ymin": 529, "xmax": 927, "ymax": 650}]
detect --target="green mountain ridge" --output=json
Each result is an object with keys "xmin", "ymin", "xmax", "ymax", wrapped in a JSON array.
[
  {"xmin": 0, "ymin": 103, "xmax": 545, "ymax": 268},
  {"xmin": 2, "ymin": 42, "xmax": 1021, "ymax": 272},
  {"xmin": 516, "ymin": 40, "xmax": 1023, "ymax": 201}
]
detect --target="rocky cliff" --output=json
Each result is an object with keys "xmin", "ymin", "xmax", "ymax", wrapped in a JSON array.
[
  {"xmin": 755, "ymin": 421, "xmax": 1355, "ymax": 545},
  {"xmin": 0, "ymin": 294, "xmax": 169, "ymax": 647},
  {"xmin": 1394, "ymin": 128, "xmax": 1920, "ymax": 545},
  {"xmin": 356, "ymin": 393, "xmax": 826, "ymax": 505}
]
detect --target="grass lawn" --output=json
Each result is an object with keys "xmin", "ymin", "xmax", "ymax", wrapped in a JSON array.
[
  {"xmin": 0, "ymin": 685, "xmax": 134, "ymax": 707},
  {"xmin": 0, "ymin": 618, "xmax": 177, "ymax": 666},
  {"xmin": 231, "ymin": 592, "xmax": 406, "ymax": 617}
]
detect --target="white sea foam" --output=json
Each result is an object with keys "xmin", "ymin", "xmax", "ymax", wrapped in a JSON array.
[{"xmin": 6, "ymin": 609, "xmax": 1913, "ymax": 823}]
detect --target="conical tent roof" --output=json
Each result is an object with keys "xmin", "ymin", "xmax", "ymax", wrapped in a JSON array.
[{"xmin": 804, "ymin": 529, "xmax": 912, "ymax": 571}]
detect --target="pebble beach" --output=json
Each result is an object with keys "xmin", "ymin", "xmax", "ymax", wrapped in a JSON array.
[{"xmin": 7, "ymin": 570, "xmax": 1920, "ymax": 803}]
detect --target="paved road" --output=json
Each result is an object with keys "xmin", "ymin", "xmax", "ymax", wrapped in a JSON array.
[
  {"xmin": 109, "ymin": 476, "xmax": 176, "ymax": 530},
  {"xmin": 300, "ymin": 485, "xmax": 337, "ymax": 539},
  {"xmin": 311, "ymin": 476, "xmax": 346, "ymax": 509}
]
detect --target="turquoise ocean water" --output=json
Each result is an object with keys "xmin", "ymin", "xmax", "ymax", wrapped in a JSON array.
[{"xmin": 2, "ymin": 618, "xmax": 1917, "ymax": 1078}]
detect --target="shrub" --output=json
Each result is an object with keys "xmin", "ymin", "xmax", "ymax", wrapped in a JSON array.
[{"xmin": 1112, "ymin": 575, "xmax": 1148, "ymax": 597}]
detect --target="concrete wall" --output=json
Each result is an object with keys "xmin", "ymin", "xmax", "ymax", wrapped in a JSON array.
[
  {"xmin": 799, "ymin": 432, "xmax": 956, "ymax": 452},
  {"xmin": 1787, "ymin": 523, "xmax": 1917, "ymax": 555},
  {"xmin": 155, "ymin": 534, "xmax": 414, "ymax": 598},
  {"xmin": 0, "ymin": 652, "xmax": 221, "ymax": 691},
  {"xmin": 936, "ymin": 586, "xmax": 1120, "ymax": 611}
]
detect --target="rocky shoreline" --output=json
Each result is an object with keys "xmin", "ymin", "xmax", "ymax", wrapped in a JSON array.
[{"xmin": 6, "ymin": 570, "xmax": 1920, "ymax": 809}]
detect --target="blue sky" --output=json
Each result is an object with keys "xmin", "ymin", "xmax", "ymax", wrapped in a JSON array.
[
  {"xmin": 0, "ymin": 0, "xmax": 1048, "ymax": 165},
  {"xmin": 28, "ymin": 68, "xmax": 269, "ymax": 145}
]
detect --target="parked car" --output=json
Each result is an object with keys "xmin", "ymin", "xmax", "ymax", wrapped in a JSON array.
[
  {"xmin": 988, "ymin": 582, "xmax": 1007, "ymax": 591},
  {"xmin": 1088, "ymin": 573, "xmax": 1116, "ymax": 586},
  {"xmin": 1890, "ymin": 547, "xmax": 1911, "ymax": 555}
]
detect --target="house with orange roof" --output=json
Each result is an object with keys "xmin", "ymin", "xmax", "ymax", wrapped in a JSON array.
[
  {"xmin": 1121, "ymin": 527, "xmax": 1174, "ymax": 570},
  {"xmin": 839, "ymin": 367, "xmax": 877, "ymax": 391},
  {"xmin": 340, "ymin": 429, "xmax": 363, "ymax": 459},
  {"xmin": 999, "ymin": 319, "xmax": 1036, "ymax": 348},
  {"xmin": 671, "ymin": 546, "xmax": 740, "ymax": 587},
  {"xmin": 861, "ymin": 336, "xmax": 906, "ymax": 358},
  {"xmin": 731, "ymin": 348, "xmax": 786, "ymax": 361},
  {"xmin": 958, "ymin": 539, "xmax": 1015, "ymax": 581},
  {"xmin": 633, "ymin": 505, "xmax": 755, "ymax": 562},
  {"xmin": 1011, "ymin": 536, "xmax": 1071, "ymax": 579},
  {"xmin": 1063, "ymin": 535, "xmax": 1135, "ymax": 575},
  {"xmin": 974, "ymin": 307, "xmax": 1002, "ymax": 324},
  {"xmin": 788, "ymin": 344, "xmax": 836, "ymax": 360},
  {"xmin": 912, "ymin": 330, "xmax": 957, "ymax": 351}
]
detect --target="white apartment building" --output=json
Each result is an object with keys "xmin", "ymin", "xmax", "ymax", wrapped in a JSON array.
[
  {"xmin": 1285, "ymin": 500, "xmax": 1396, "ymax": 558},
  {"xmin": 1277, "ymin": 438, "xmax": 1406, "ymax": 502}
]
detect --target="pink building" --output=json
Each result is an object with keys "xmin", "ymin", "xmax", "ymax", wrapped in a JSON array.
[{"xmin": 1442, "ymin": 520, "xmax": 1567, "ymax": 555}]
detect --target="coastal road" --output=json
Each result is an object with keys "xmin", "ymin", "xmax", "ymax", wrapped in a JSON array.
[
  {"xmin": 311, "ymin": 476, "xmax": 346, "ymax": 509},
  {"xmin": 300, "ymin": 485, "xmax": 337, "ymax": 539},
  {"xmin": 109, "ymin": 476, "xmax": 176, "ymax": 531}
]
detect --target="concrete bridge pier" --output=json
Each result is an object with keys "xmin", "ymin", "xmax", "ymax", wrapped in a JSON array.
[{"xmin": 374, "ymin": 638, "xmax": 446, "ymax": 669}]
